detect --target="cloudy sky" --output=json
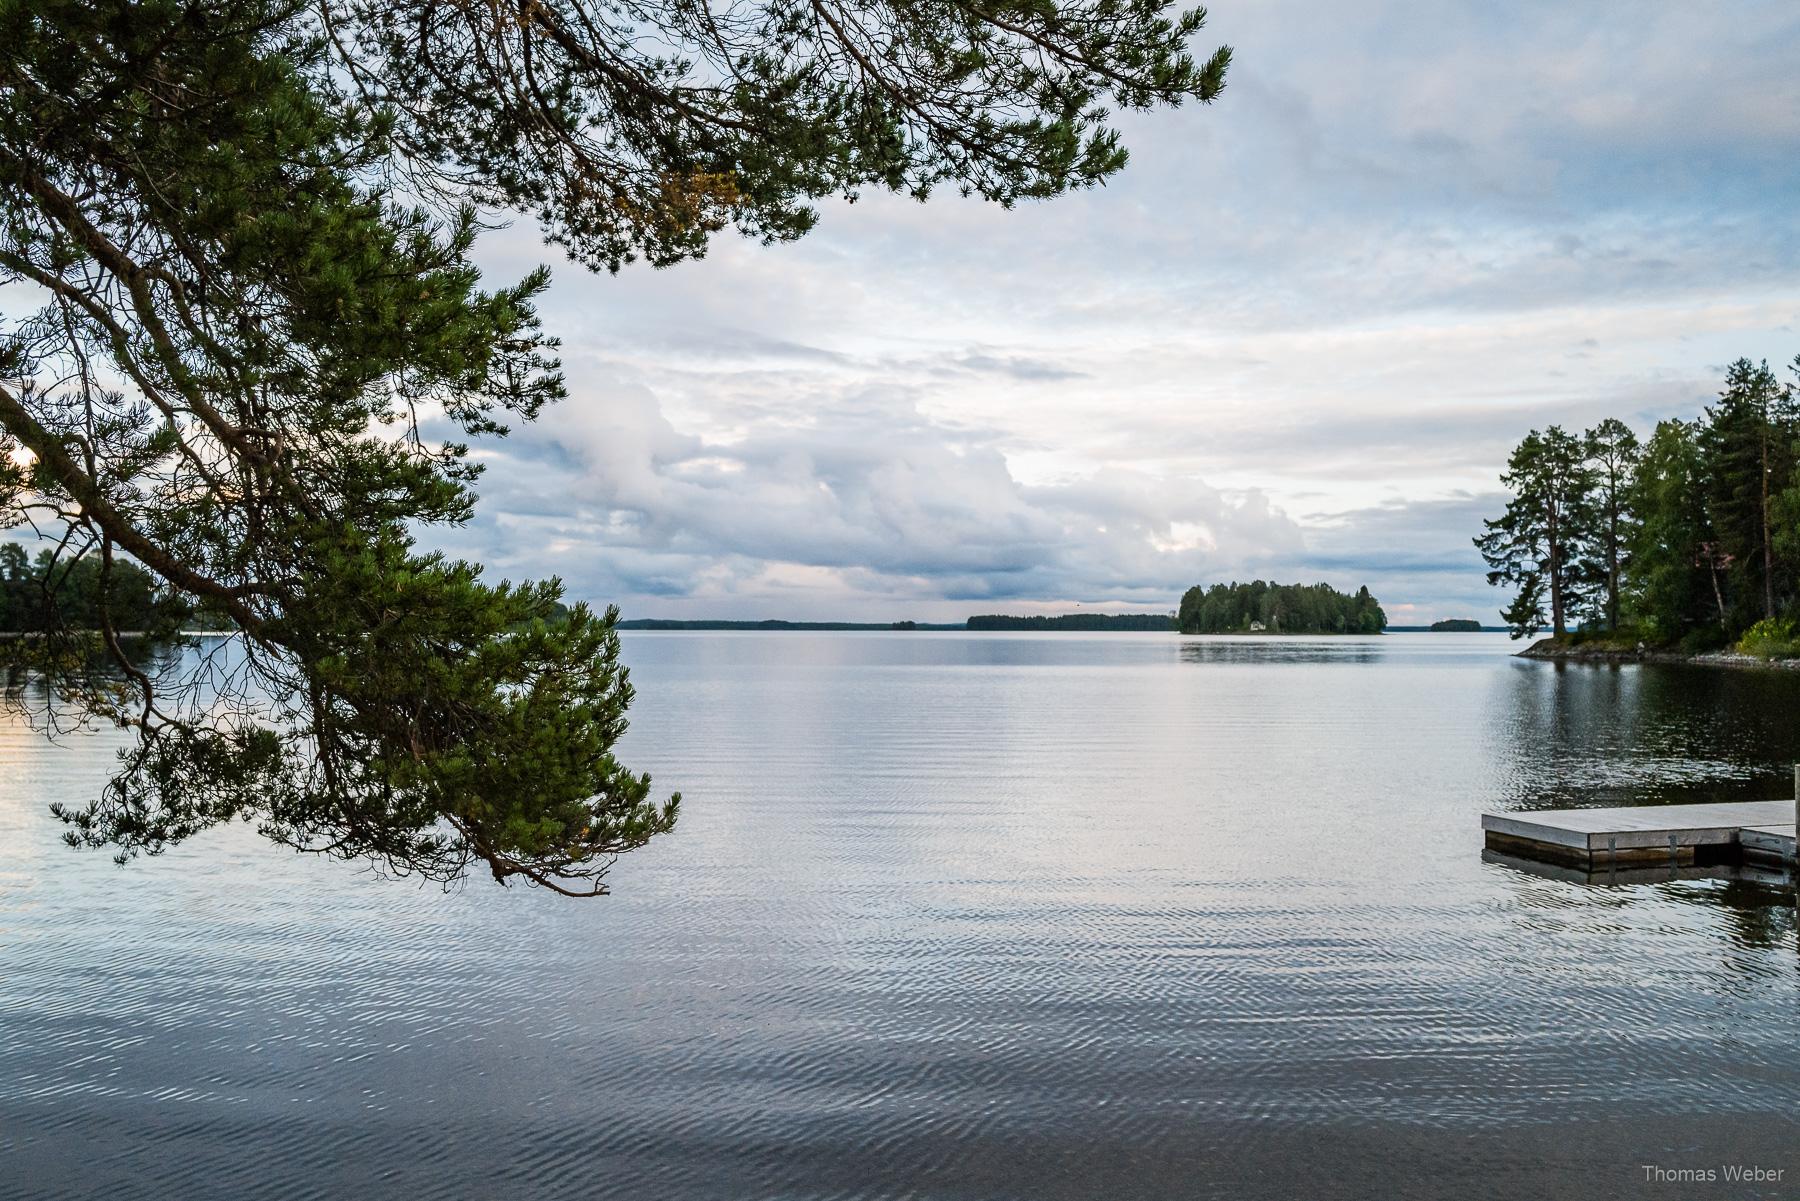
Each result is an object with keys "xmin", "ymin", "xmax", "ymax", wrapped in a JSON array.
[{"xmin": 450, "ymin": 0, "xmax": 1800, "ymax": 625}]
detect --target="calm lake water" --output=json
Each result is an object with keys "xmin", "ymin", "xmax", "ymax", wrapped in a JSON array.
[{"xmin": 3, "ymin": 631, "xmax": 1799, "ymax": 1200}]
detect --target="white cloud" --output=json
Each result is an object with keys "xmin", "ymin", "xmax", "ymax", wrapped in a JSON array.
[{"xmin": 449, "ymin": 0, "xmax": 1800, "ymax": 623}]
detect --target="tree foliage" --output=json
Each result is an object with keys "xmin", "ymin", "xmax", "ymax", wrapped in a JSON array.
[
  {"xmin": 1479, "ymin": 357, "xmax": 1800, "ymax": 648},
  {"xmin": 1581, "ymin": 417, "xmax": 1641, "ymax": 632},
  {"xmin": 0, "ymin": 0, "xmax": 1230, "ymax": 891},
  {"xmin": 1629, "ymin": 419, "xmax": 1717, "ymax": 643},
  {"xmin": 1699, "ymin": 358, "xmax": 1795, "ymax": 628},
  {"xmin": 1177, "ymin": 581, "xmax": 1386, "ymax": 635},
  {"xmin": 1474, "ymin": 426, "xmax": 1592, "ymax": 638},
  {"xmin": 327, "ymin": 0, "xmax": 1233, "ymax": 272}
]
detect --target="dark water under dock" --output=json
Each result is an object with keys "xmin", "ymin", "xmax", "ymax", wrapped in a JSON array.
[{"xmin": 4, "ymin": 632, "xmax": 1800, "ymax": 1200}]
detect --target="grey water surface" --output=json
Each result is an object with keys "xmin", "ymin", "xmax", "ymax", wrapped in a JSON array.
[{"xmin": 3, "ymin": 631, "xmax": 1799, "ymax": 1200}]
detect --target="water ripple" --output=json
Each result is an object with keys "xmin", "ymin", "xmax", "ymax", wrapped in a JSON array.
[{"xmin": 3, "ymin": 633, "xmax": 1799, "ymax": 1200}]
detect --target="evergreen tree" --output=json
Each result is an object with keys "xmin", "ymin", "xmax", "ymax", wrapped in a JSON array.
[
  {"xmin": 1475, "ymin": 426, "xmax": 1593, "ymax": 638},
  {"xmin": 1699, "ymin": 358, "xmax": 1796, "ymax": 627},
  {"xmin": 1582, "ymin": 418, "xmax": 1640, "ymax": 631},
  {"xmin": 1497, "ymin": 571, "xmax": 1546, "ymax": 640},
  {"xmin": 1, "ymin": 0, "xmax": 1230, "ymax": 893},
  {"xmin": 1480, "ymin": 357, "xmax": 1800, "ymax": 651},
  {"xmin": 0, "ymin": 541, "xmax": 23, "ymax": 631},
  {"xmin": 1767, "ymin": 356, "xmax": 1800, "ymax": 595},
  {"xmin": 1628, "ymin": 419, "xmax": 1719, "ymax": 641}
]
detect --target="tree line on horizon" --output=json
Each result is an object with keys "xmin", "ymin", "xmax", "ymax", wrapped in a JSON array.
[
  {"xmin": 1478, "ymin": 356, "xmax": 1800, "ymax": 652},
  {"xmin": 1177, "ymin": 581, "xmax": 1386, "ymax": 635},
  {"xmin": 0, "ymin": 544, "xmax": 195, "ymax": 636}
]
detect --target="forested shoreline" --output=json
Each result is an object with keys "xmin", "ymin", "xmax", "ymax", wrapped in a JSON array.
[
  {"xmin": 1177, "ymin": 581, "xmax": 1386, "ymax": 634},
  {"xmin": 1478, "ymin": 356, "xmax": 1800, "ymax": 655},
  {"xmin": 0, "ymin": 544, "xmax": 195, "ymax": 635}
]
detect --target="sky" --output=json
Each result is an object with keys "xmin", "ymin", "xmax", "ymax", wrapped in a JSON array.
[{"xmin": 446, "ymin": 0, "xmax": 1800, "ymax": 625}]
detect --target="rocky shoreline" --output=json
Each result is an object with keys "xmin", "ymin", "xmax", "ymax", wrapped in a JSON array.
[{"xmin": 1517, "ymin": 637, "xmax": 1800, "ymax": 671}]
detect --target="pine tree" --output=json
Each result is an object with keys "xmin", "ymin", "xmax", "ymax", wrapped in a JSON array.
[
  {"xmin": 1768, "ymin": 356, "xmax": 1800, "ymax": 599},
  {"xmin": 1475, "ymin": 426, "xmax": 1594, "ymax": 638},
  {"xmin": 1699, "ymin": 359, "xmax": 1796, "ymax": 628},
  {"xmin": 1582, "ymin": 418, "xmax": 1641, "ymax": 631},
  {"xmin": 1497, "ymin": 572, "xmax": 1547, "ymax": 640},
  {"xmin": 1629, "ymin": 419, "xmax": 1719, "ymax": 642},
  {"xmin": 0, "ymin": 0, "xmax": 1230, "ymax": 893}
]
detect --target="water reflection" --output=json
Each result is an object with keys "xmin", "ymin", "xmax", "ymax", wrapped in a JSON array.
[
  {"xmin": 1176, "ymin": 635, "xmax": 1384, "ymax": 665},
  {"xmin": 5, "ymin": 632, "xmax": 1800, "ymax": 1201},
  {"xmin": 1492, "ymin": 659, "xmax": 1800, "ymax": 811},
  {"xmin": 1484, "ymin": 846, "xmax": 1794, "ymax": 893}
]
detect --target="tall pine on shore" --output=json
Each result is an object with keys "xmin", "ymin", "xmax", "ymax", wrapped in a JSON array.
[
  {"xmin": 1475, "ymin": 426, "xmax": 1593, "ymax": 638},
  {"xmin": 1582, "ymin": 418, "xmax": 1641, "ymax": 632},
  {"xmin": 1629, "ymin": 420, "xmax": 1720, "ymax": 643},
  {"xmin": 1699, "ymin": 359, "xmax": 1796, "ymax": 628}
]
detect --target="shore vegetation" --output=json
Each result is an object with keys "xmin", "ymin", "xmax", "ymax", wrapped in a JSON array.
[{"xmin": 1480, "ymin": 357, "xmax": 1800, "ymax": 659}]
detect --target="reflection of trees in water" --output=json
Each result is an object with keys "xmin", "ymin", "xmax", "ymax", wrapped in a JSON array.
[
  {"xmin": 3, "ymin": 636, "xmax": 222, "ymax": 733},
  {"xmin": 1488, "ymin": 848, "xmax": 1797, "ymax": 955},
  {"xmin": 1495, "ymin": 661, "xmax": 1800, "ymax": 812},
  {"xmin": 1490, "ymin": 660, "xmax": 1800, "ymax": 938},
  {"xmin": 1176, "ymin": 639, "xmax": 1382, "ymax": 667},
  {"xmin": 1660, "ymin": 878, "xmax": 1799, "ymax": 951}
]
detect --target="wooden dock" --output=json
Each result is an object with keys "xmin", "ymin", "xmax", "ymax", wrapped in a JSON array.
[{"xmin": 1482, "ymin": 789, "xmax": 1798, "ymax": 871}]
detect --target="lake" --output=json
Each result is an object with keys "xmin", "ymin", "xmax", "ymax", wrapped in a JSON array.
[{"xmin": 3, "ymin": 631, "xmax": 1798, "ymax": 1200}]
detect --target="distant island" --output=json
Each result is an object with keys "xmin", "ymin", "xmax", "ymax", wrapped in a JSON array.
[
  {"xmin": 1177, "ymin": 581, "xmax": 1386, "ymax": 635},
  {"xmin": 616, "ymin": 591, "xmax": 1391, "ymax": 635},
  {"xmin": 1428, "ymin": 618, "xmax": 1482, "ymax": 632},
  {"xmin": 967, "ymin": 613, "xmax": 1174, "ymax": 631}
]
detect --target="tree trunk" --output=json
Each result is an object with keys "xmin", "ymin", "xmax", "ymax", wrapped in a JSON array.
[
  {"xmin": 1761, "ymin": 430, "xmax": 1775, "ymax": 621},
  {"xmin": 1608, "ymin": 498, "xmax": 1620, "ymax": 631},
  {"xmin": 1547, "ymin": 505, "xmax": 1565, "ymax": 637}
]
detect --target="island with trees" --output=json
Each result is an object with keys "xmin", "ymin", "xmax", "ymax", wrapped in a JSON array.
[
  {"xmin": 1177, "ymin": 581, "xmax": 1387, "ymax": 635},
  {"xmin": 1477, "ymin": 356, "xmax": 1800, "ymax": 661},
  {"xmin": 1428, "ymin": 619, "xmax": 1483, "ymax": 632}
]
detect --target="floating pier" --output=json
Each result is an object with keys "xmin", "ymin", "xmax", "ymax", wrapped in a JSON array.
[{"xmin": 1481, "ymin": 770, "xmax": 1799, "ymax": 873}]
